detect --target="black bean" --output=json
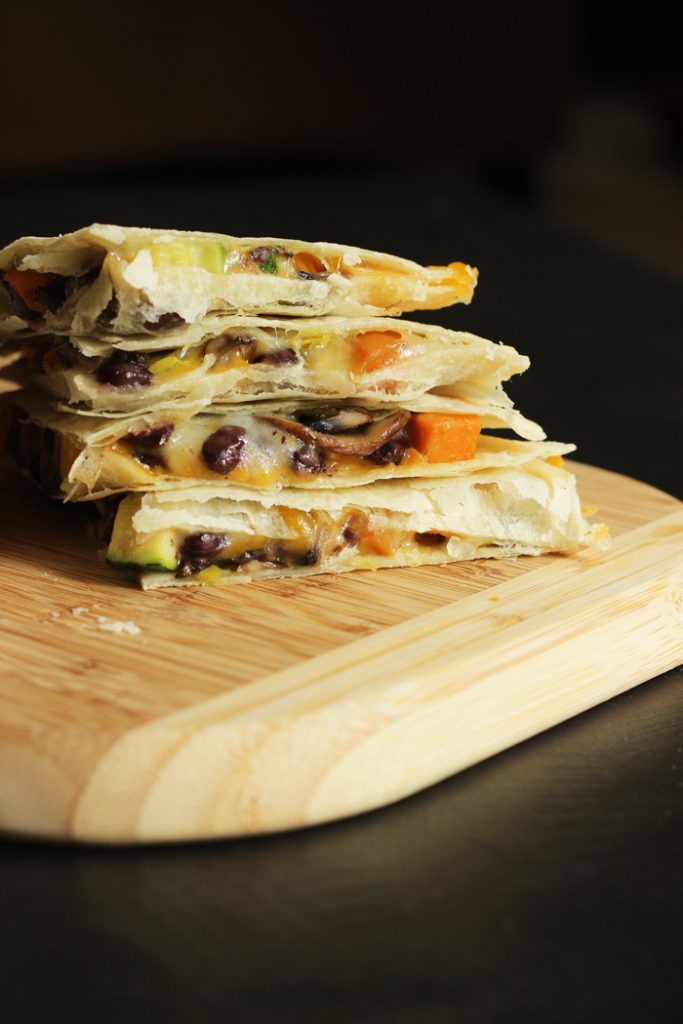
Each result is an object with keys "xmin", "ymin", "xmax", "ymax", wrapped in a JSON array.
[
  {"xmin": 133, "ymin": 451, "xmax": 166, "ymax": 470},
  {"xmin": 292, "ymin": 444, "xmax": 326, "ymax": 474},
  {"xmin": 369, "ymin": 429, "xmax": 409, "ymax": 466},
  {"xmin": 249, "ymin": 247, "xmax": 274, "ymax": 264},
  {"xmin": 415, "ymin": 532, "xmax": 448, "ymax": 547},
  {"xmin": 243, "ymin": 544, "xmax": 317, "ymax": 568},
  {"xmin": 125, "ymin": 424, "xmax": 174, "ymax": 448},
  {"xmin": 143, "ymin": 312, "xmax": 186, "ymax": 332},
  {"xmin": 96, "ymin": 351, "xmax": 152, "ymax": 389},
  {"xmin": 254, "ymin": 347, "xmax": 299, "ymax": 366},
  {"xmin": 178, "ymin": 532, "xmax": 230, "ymax": 575},
  {"xmin": 201, "ymin": 425, "xmax": 246, "ymax": 474},
  {"xmin": 342, "ymin": 525, "xmax": 360, "ymax": 545}
]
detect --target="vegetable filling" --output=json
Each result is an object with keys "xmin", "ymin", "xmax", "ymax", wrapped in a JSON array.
[
  {"xmin": 106, "ymin": 496, "xmax": 454, "ymax": 581},
  {"xmin": 8, "ymin": 405, "xmax": 483, "ymax": 495},
  {"xmin": 1, "ymin": 265, "xmax": 101, "ymax": 322}
]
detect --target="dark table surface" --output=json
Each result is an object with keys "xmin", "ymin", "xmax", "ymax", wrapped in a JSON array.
[{"xmin": 1, "ymin": 172, "xmax": 682, "ymax": 1024}]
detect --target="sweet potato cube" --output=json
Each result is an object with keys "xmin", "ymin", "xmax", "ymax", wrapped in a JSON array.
[
  {"xmin": 350, "ymin": 330, "xmax": 404, "ymax": 374},
  {"xmin": 408, "ymin": 413, "xmax": 482, "ymax": 463}
]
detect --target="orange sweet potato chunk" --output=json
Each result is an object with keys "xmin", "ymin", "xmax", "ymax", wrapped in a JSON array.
[
  {"xmin": 4, "ymin": 268, "xmax": 56, "ymax": 312},
  {"xmin": 350, "ymin": 330, "xmax": 404, "ymax": 374},
  {"xmin": 408, "ymin": 413, "xmax": 482, "ymax": 463}
]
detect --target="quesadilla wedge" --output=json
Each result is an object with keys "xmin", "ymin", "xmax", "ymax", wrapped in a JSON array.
[
  {"xmin": 0, "ymin": 224, "xmax": 477, "ymax": 336},
  {"xmin": 27, "ymin": 316, "xmax": 529, "ymax": 416},
  {"xmin": 104, "ymin": 460, "xmax": 606, "ymax": 588},
  {"xmin": 8, "ymin": 394, "xmax": 559, "ymax": 500}
]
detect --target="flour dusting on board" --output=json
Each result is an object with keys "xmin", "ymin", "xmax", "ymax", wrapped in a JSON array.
[
  {"xmin": 95, "ymin": 616, "xmax": 141, "ymax": 635},
  {"xmin": 67, "ymin": 606, "xmax": 142, "ymax": 635}
]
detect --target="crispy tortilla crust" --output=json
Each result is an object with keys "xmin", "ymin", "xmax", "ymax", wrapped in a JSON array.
[
  {"xmin": 15, "ymin": 383, "xmax": 544, "ymax": 445},
  {"xmin": 9, "ymin": 392, "xmax": 565, "ymax": 500},
  {"xmin": 34, "ymin": 316, "xmax": 531, "ymax": 417},
  {"xmin": 110, "ymin": 461, "xmax": 606, "ymax": 588},
  {"xmin": 0, "ymin": 224, "xmax": 478, "ymax": 335}
]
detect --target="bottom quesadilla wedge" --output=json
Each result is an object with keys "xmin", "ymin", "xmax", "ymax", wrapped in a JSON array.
[{"xmin": 105, "ymin": 460, "xmax": 607, "ymax": 588}]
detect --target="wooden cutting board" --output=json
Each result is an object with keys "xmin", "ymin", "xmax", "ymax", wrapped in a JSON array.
[{"xmin": 0, "ymin": 458, "xmax": 681, "ymax": 844}]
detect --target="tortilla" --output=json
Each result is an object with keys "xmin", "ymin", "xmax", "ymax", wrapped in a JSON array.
[
  {"xmin": 30, "ymin": 316, "xmax": 531, "ymax": 418},
  {"xmin": 8, "ymin": 392, "xmax": 562, "ymax": 500},
  {"xmin": 0, "ymin": 224, "xmax": 478, "ymax": 336},
  {"xmin": 102, "ymin": 460, "xmax": 606, "ymax": 588}
]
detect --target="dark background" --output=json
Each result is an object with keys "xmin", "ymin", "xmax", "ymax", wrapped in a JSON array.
[
  {"xmin": 1, "ymin": 3, "xmax": 682, "ymax": 1022},
  {"xmin": 2, "ymin": 1, "xmax": 682, "ymax": 280}
]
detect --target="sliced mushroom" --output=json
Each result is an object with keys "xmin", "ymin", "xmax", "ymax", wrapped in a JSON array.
[
  {"xmin": 297, "ymin": 407, "xmax": 374, "ymax": 433},
  {"xmin": 264, "ymin": 409, "xmax": 409, "ymax": 456},
  {"xmin": 204, "ymin": 334, "xmax": 257, "ymax": 365}
]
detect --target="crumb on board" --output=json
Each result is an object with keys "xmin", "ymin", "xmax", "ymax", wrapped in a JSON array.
[
  {"xmin": 63, "ymin": 606, "xmax": 142, "ymax": 635},
  {"xmin": 95, "ymin": 616, "xmax": 141, "ymax": 636}
]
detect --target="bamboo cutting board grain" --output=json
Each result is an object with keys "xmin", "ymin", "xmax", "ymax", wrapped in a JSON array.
[{"xmin": 0, "ymin": 458, "xmax": 681, "ymax": 843}]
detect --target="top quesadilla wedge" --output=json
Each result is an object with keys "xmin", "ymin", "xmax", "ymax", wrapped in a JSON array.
[{"xmin": 0, "ymin": 224, "xmax": 478, "ymax": 336}]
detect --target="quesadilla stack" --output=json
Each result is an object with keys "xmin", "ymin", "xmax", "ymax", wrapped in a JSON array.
[{"xmin": 0, "ymin": 225, "xmax": 604, "ymax": 587}]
